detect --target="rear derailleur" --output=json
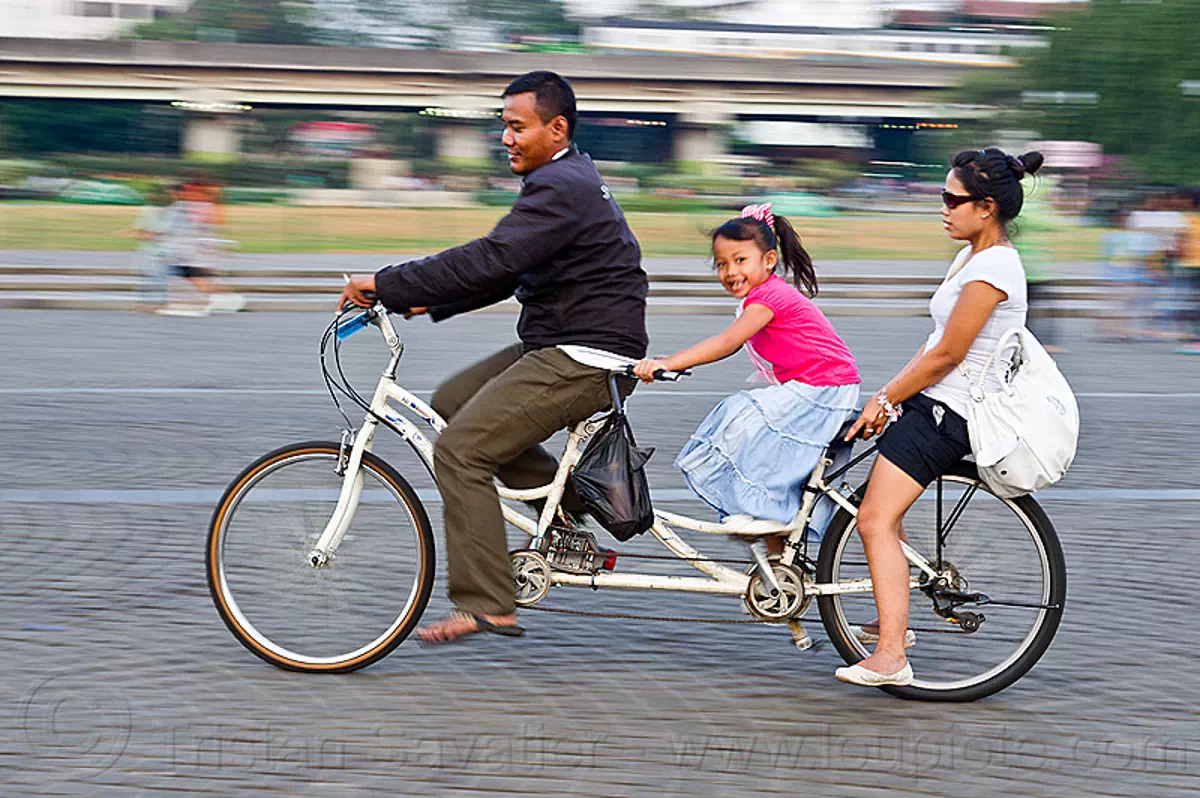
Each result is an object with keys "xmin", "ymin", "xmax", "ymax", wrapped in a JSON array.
[{"xmin": 920, "ymin": 569, "xmax": 989, "ymax": 634}]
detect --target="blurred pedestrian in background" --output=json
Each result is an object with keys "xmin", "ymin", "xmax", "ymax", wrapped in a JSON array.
[
  {"xmin": 1017, "ymin": 189, "xmax": 1064, "ymax": 353},
  {"xmin": 155, "ymin": 180, "xmax": 245, "ymax": 317},
  {"xmin": 1126, "ymin": 194, "xmax": 1188, "ymax": 339},
  {"xmin": 114, "ymin": 183, "xmax": 170, "ymax": 311},
  {"xmin": 1096, "ymin": 204, "xmax": 1144, "ymax": 340},
  {"xmin": 1176, "ymin": 190, "xmax": 1200, "ymax": 355}
]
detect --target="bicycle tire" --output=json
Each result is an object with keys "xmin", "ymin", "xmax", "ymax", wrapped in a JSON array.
[
  {"xmin": 207, "ymin": 441, "xmax": 436, "ymax": 673},
  {"xmin": 816, "ymin": 461, "xmax": 1066, "ymax": 701}
]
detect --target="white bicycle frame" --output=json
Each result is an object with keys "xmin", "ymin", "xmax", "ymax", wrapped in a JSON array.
[{"xmin": 308, "ymin": 310, "xmax": 939, "ymax": 600}]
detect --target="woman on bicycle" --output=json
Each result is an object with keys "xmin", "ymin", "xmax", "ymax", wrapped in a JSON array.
[
  {"xmin": 634, "ymin": 204, "xmax": 860, "ymax": 534},
  {"xmin": 837, "ymin": 147, "xmax": 1043, "ymax": 688}
]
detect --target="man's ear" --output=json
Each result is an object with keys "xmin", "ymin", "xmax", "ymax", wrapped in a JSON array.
[{"xmin": 548, "ymin": 115, "xmax": 570, "ymax": 144}]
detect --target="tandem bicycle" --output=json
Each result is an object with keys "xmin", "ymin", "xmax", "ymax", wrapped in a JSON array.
[{"xmin": 206, "ymin": 305, "xmax": 1066, "ymax": 701}]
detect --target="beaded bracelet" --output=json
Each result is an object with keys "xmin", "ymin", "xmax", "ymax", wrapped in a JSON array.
[{"xmin": 877, "ymin": 389, "xmax": 903, "ymax": 423}]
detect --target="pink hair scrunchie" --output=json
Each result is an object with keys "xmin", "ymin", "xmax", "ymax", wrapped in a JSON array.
[{"xmin": 740, "ymin": 202, "xmax": 775, "ymax": 229}]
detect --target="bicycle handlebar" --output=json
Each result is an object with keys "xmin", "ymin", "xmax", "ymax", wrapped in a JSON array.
[
  {"xmin": 336, "ymin": 310, "xmax": 691, "ymax": 384},
  {"xmin": 622, "ymin": 365, "xmax": 691, "ymax": 382}
]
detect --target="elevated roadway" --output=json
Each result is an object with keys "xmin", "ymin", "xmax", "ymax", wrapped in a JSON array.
[{"xmin": 0, "ymin": 37, "xmax": 990, "ymax": 120}]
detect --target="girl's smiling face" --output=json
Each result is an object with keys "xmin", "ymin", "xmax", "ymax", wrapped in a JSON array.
[{"xmin": 714, "ymin": 236, "xmax": 776, "ymax": 299}]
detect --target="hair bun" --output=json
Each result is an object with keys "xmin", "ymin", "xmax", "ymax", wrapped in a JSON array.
[{"xmin": 1013, "ymin": 151, "xmax": 1044, "ymax": 179}]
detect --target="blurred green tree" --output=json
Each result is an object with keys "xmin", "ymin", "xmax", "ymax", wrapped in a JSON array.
[
  {"xmin": 459, "ymin": 0, "xmax": 578, "ymax": 37},
  {"xmin": 0, "ymin": 101, "xmax": 183, "ymax": 156},
  {"xmin": 1017, "ymin": 0, "xmax": 1200, "ymax": 184},
  {"xmin": 128, "ymin": 0, "xmax": 322, "ymax": 44}
]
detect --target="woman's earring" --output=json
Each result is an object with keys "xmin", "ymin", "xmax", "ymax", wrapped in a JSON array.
[{"xmin": 982, "ymin": 213, "xmax": 990, "ymax": 218}]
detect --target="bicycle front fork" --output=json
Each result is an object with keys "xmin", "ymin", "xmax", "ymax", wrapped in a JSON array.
[{"xmin": 308, "ymin": 424, "xmax": 376, "ymax": 567}]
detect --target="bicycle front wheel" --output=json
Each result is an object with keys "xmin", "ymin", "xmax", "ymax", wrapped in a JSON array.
[
  {"xmin": 207, "ymin": 441, "xmax": 435, "ymax": 673},
  {"xmin": 816, "ymin": 462, "xmax": 1066, "ymax": 701}
]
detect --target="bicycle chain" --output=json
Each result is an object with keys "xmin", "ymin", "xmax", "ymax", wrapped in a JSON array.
[
  {"xmin": 525, "ymin": 603, "xmax": 782, "ymax": 625},
  {"xmin": 525, "ymin": 604, "xmax": 967, "ymax": 633},
  {"xmin": 524, "ymin": 539, "xmax": 819, "ymax": 624},
  {"xmin": 537, "ymin": 544, "xmax": 818, "ymax": 567},
  {"xmin": 604, "ymin": 551, "xmax": 755, "ymax": 565}
]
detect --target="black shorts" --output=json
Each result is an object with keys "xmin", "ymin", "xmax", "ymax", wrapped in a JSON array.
[{"xmin": 876, "ymin": 392, "xmax": 971, "ymax": 488}]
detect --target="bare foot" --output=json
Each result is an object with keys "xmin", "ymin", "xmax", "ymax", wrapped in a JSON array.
[{"xmin": 417, "ymin": 611, "xmax": 521, "ymax": 644}]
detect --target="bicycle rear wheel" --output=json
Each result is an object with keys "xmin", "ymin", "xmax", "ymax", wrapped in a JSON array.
[
  {"xmin": 816, "ymin": 462, "xmax": 1066, "ymax": 701},
  {"xmin": 207, "ymin": 441, "xmax": 435, "ymax": 672}
]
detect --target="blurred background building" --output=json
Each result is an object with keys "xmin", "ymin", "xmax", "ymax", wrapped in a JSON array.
[{"xmin": 0, "ymin": 0, "xmax": 191, "ymax": 39}]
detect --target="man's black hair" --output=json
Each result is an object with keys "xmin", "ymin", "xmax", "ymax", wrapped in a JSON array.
[{"xmin": 502, "ymin": 70, "xmax": 577, "ymax": 141}]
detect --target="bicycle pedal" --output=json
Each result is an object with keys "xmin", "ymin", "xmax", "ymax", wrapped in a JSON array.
[{"xmin": 789, "ymin": 619, "xmax": 816, "ymax": 651}]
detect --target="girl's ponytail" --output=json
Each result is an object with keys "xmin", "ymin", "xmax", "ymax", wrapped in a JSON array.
[{"xmin": 774, "ymin": 215, "xmax": 817, "ymax": 298}]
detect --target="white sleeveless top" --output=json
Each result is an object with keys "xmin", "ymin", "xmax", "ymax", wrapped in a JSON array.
[{"xmin": 922, "ymin": 244, "xmax": 1028, "ymax": 419}]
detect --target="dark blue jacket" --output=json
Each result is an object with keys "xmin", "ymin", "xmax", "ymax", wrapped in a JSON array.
[{"xmin": 374, "ymin": 148, "xmax": 649, "ymax": 359}]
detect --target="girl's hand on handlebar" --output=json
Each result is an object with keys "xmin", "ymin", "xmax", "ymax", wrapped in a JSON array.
[
  {"xmin": 338, "ymin": 274, "xmax": 377, "ymax": 311},
  {"xmin": 633, "ymin": 357, "xmax": 671, "ymax": 383},
  {"xmin": 845, "ymin": 397, "xmax": 889, "ymax": 442}
]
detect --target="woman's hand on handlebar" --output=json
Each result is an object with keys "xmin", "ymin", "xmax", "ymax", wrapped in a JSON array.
[
  {"xmin": 338, "ymin": 274, "xmax": 377, "ymax": 311},
  {"xmin": 845, "ymin": 396, "xmax": 889, "ymax": 442},
  {"xmin": 633, "ymin": 357, "xmax": 672, "ymax": 383}
]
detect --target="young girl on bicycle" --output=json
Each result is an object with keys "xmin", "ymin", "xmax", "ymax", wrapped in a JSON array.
[{"xmin": 634, "ymin": 204, "xmax": 860, "ymax": 532}]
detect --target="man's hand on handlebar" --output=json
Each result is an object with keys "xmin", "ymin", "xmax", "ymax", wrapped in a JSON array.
[
  {"xmin": 338, "ymin": 274, "xmax": 377, "ymax": 311},
  {"xmin": 633, "ymin": 357, "xmax": 672, "ymax": 383}
]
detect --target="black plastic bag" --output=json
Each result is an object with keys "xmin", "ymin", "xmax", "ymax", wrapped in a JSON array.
[{"xmin": 569, "ymin": 410, "xmax": 655, "ymax": 541}]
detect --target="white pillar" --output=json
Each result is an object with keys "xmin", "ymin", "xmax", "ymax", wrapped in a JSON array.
[
  {"xmin": 183, "ymin": 115, "xmax": 241, "ymax": 162},
  {"xmin": 436, "ymin": 122, "xmax": 490, "ymax": 166},
  {"xmin": 674, "ymin": 125, "xmax": 726, "ymax": 164},
  {"xmin": 673, "ymin": 105, "xmax": 733, "ymax": 175}
]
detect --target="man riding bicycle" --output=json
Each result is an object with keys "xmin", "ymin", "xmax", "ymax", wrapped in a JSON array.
[{"xmin": 339, "ymin": 71, "xmax": 648, "ymax": 643}]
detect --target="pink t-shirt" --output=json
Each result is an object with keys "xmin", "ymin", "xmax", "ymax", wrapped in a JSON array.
[{"xmin": 742, "ymin": 274, "xmax": 860, "ymax": 386}]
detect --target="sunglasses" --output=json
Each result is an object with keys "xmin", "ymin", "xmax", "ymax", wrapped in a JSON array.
[{"xmin": 942, "ymin": 190, "xmax": 983, "ymax": 209}]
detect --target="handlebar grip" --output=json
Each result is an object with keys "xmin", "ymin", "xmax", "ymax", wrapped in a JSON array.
[
  {"xmin": 335, "ymin": 310, "xmax": 375, "ymax": 340},
  {"xmin": 623, "ymin": 365, "xmax": 692, "ymax": 382}
]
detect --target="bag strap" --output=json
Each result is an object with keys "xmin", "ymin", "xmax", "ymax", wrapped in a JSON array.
[{"xmin": 957, "ymin": 327, "xmax": 1026, "ymax": 401}]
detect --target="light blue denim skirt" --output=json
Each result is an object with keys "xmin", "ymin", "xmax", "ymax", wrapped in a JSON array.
[{"xmin": 675, "ymin": 381, "xmax": 860, "ymax": 524}]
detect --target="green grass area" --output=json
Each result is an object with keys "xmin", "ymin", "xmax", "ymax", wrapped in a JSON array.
[{"xmin": 0, "ymin": 203, "xmax": 1105, "ymax": 262}]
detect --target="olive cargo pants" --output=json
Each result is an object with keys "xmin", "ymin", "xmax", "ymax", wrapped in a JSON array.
[{"xmin": 431, "ymin": 343, "xmax": 630, "ymax": 616}]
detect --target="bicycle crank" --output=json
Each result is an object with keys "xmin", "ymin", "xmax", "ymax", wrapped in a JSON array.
[
  {"xmin": 510, "ymin": 549, "xmax": 552, "ymax": 607},
  {"xmin": 744, "ymin": 562, "xmax": 808, "ymax": 621}
]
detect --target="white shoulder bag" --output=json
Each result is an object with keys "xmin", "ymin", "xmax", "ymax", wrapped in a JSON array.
[{"xmin": 958, "ymin": 327, "xmax": 1079, "ymax": 498}]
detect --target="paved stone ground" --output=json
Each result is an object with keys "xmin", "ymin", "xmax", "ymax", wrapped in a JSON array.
[{"xmin": 2, "ymin": 310, "xmax": 1198, "ymax": 796}]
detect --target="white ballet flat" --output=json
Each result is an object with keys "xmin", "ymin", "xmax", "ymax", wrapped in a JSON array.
[
  {"xmin": 155, "ymin": 304, "xmax": 210, "ymax": 317},
  {"xmin": 835, "ymin": 661, "xmax": 914, "ymax": 687},
  {"xmin": 208, "ymin": 293, "xmax": 247, "ymax": 313},
  {"xmin": 851, "ymin": 626, "xmax": 916, "ymax": 648},
  {"xmin": 721, "ymin": 514, "xmax": 790, "ymax": 535}
]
